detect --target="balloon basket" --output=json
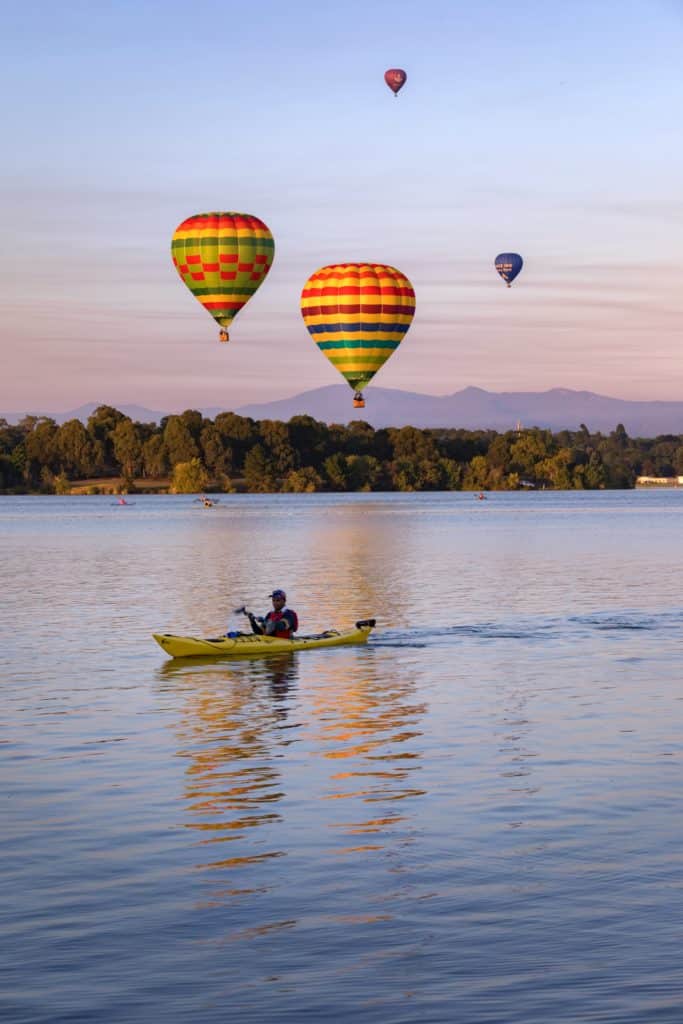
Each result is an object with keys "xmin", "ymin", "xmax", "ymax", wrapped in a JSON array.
[{"xmin": 218, "ymin": 330, "xmax": 230, "ymax": 343}]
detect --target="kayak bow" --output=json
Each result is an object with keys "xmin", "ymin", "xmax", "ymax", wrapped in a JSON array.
[{"xmin": 153, "ymin": 619, "xmax": 376, "ymax": 659}]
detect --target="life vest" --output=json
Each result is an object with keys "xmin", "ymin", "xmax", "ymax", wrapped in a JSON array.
[{"xmin": 265, "ymin": 608, "xmax": 298, "ymax": 639}]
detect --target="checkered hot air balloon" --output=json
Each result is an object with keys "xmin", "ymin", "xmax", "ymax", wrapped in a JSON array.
[
  {"xmin": 301, "ymin": 263, "xmax": 415, "ymax": 409},
  {"xmin": 171, "ymin": 212, "xmax": 274, "ymax": 342}
]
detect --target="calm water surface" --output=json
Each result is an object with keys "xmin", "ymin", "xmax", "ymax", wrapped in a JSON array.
[{"xmin": 2, "ymin": 492, "xmax": 682, "ymax": 1022}]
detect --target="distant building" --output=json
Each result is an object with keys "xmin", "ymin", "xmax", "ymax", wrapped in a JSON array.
[{"xmin": 635, "ymin": 476, "xmax": 682, "ymax": 488}]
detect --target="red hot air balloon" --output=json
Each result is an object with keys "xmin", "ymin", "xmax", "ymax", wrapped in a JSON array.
[{"xmin": 384, "ymin": 68, "xmax": 407, "ymax": 96}]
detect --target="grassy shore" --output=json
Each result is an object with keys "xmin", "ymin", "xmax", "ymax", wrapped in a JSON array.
[
  {"xmin": 65, "ymin": 477, "xmax": 248, "ymax": 495},
  {"xmin": 68, "ymin": 477, "xmax": 171, "ymax": 495}
]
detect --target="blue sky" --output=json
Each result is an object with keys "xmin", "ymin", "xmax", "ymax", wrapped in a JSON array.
[{"xmin": 2, "ymin": 0, "xmax": 683, "ymax": 411}]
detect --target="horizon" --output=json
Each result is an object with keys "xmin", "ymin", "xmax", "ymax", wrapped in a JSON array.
[
  {"xmin": 6, "ymin": 382, "xmax": 683, "ymax": 420},
  {"xmin": 3, "ymin": 1, "xmax": 683, "ymax": 409},
  {"xmin": 5, "ymin": 384, "xmax": 683, "ymax": 443}
]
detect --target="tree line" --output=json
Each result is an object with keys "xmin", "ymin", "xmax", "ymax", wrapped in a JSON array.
[{"xmin": 0, "ymin": 405, "xmax": 681, "ymax": 493}]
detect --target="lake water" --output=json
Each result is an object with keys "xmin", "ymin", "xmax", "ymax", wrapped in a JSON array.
[{"xmin": 2, "ymin": 491, "xmax": 683, "ymax": 1023}]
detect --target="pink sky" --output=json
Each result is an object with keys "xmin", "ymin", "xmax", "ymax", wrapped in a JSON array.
[{"xmin": 3, "ymin": 1, "xmax": 683, "ymax": 412}]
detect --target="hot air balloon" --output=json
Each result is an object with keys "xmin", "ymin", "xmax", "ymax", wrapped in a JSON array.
[
  {"xmin": 171, "ymin": 212, "xmax": 274, "ymax": 342},
  {"xmin": 494, "ymin": 252, "xmax": 523, "ymax": 287},
  {"xmin": 384, "ymin": 68, "xmax": 407, "ymax": 96},
  {"xmin": 301, "ymin": 263, "xmax": 415, "ymax": 409}
]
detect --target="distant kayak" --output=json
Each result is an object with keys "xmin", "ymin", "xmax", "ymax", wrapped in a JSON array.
[
  {"xmin": 111, "ymin": 501, "xmax": 135, "ymax": 506},
  {"xmin": 153, "ymin": 619, "xmax": 376, "ymax": 659}
]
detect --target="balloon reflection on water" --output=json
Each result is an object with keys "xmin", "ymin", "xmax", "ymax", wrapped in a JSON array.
[
  {"xmin": 308, "ymin": 655, "xmax": 427, "ymax": 855},
  {"xmin": 159, "ymin": 641, "xmax": 429, "ymax": 874}
]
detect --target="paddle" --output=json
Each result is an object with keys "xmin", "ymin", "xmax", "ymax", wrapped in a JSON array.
[{"xmin": 232, "ymin": 605, "xmax": 265, "ymax": 634}]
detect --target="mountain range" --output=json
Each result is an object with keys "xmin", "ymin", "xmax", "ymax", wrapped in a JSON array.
[{"xmin": 4, "ymin": 387, "xmax": 683, "ymax": 436}]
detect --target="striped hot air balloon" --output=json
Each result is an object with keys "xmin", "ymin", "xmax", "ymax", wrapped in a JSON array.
[
  {"xmin": 301, "ymin": 263, "xmax": 415, "ymax": 408},
  {"xmin": 171, "ymin": 212, "xmax": 274, "ymax": 342}
]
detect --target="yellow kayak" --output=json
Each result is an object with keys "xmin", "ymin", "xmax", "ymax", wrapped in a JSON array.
[{"xmin": 153, "ymin": 619, "xmax": 376, "ymax": 659}]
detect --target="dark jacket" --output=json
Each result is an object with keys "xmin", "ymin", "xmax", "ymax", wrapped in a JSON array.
[{"xmin": 249, "ymin": 608, "xmax": 298, "ymax": 638}]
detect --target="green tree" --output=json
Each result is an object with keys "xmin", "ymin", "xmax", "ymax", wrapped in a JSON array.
[
  {"xmin": 40, "ymin": 466, "xmax": 55, "ymax": 492},
  {"xmin": 281, "ymin": 466, "xmax": 323, "ymax": 492},
  {"xmin": 258, "ymin": 419, "xmax": 297, "ymax": 475},
  {"xmin": 388, "ymin": 427, "xmax": 444, "ymax": 490},
  {"xmin": 142, "ymin": 435, "xmax": 169, "ymax": 478},
  {"xmin": 0, "ymin": 418, "xmax": 24, "ymax": 455},
  {"xmin": 244, "ymin": 444, "xmax": 277, "ymax": 492},
  {"xmin": 439, "ymin": 458, "xmax": 463, "ymax": 490},
  {"xmin": 287, "ymin": 415, "xmax": 330, "ymax": 468},
  {"xmin": 535, "ymin": 448, "xmax": 573, "ymax": 489},
  {"xmin": 178, "ymin": 409, "xmax": 205, "ymax": 442},
  {"xmin": 486, "ymin": 433, "xmax": 514, "ymax": 470},
  {"xmin": 650, "ymin": 438, "xmax": 678, "ymax": 477},
  {"xmin": 200, "ymin": 424, "xmax": 232, "ymax": 476},
  {"xmin": 213, "ymin": 412, "xmax": 257, "ymax": 472},
  {"xmin": 54, "ymin": 472, "xmax": 71, "ymax": 495},
  {"xmin": 343, "ymin": 420, "xmax": 382, "ymax": 458},
  {"xmin": 461, "ymin": 454, "xmax": 490, "ymax": 490},
  {"xmin": 171, "ymin": 458, "xmax": 209, "ymax": 493},
  {"xmin": 583, "ymin": 451, "xmax": 606, "ymax": 489},
  {"xmin": 87, "ymin": 405, "xmax": 127, "ymax": 475},
  {"xmin": 23, "ymin": 417, "xmax": 59, "ymax": 487},
  {"xmin": 164, "ymin": 416, "xmax": 199, "ymax": 466},
  {"xmin": 436, "ymin": 428, "xmax": 492, "ymax": 463},
  {"xmin": 111, "ymin": 419, "xmax": 142, "ymax": 479},
  {"xmin": 0, "ymin": 453, "xmax": 22, "ymax": 490},
  {"xmin": 56, "ymin": 419, "xmax": 93, "ymax": 477},
  {"xmin": 323, "ymin": 453, "xmax": 350, "ymax": 491},
  {"xmin": 509, "ymin": 430, "xmax": 554, "ymax": 479},
  {"xmin": 345, "ymin": 454, "xmax": 383, "ymax": 490},
  {"xmin": 598, "ymin": 431, "xmax": 635, "ymax": 487},
  {"xmin": 609, "ymin": 423, "xmax": 629, "ymax": 450}
]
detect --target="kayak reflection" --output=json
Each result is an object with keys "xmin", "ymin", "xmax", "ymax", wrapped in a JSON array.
[
  {"xmin": 158, "ymin": 655, "xmax": 300, "ymax": 882},
  {"xmin": 157, "ymin": 642, "xmax": 429, "ymax": 913}
]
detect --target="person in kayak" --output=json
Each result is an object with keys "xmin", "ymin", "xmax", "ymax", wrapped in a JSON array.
[{"xmin": 247, "ymin": 590, "xmax": 298, "ymax": 638}]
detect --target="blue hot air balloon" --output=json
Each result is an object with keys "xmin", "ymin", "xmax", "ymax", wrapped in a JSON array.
[{"xmin": 495, "ymin": 253, "xmax": 523, "ymax": 287}]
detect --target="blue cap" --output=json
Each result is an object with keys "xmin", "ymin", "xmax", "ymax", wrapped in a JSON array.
[{"xmin": 269, "ymin": 589, "xmax": 286, "ymax": 599}]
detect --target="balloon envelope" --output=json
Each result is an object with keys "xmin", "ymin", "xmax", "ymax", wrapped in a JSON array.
[
  {"xmin": 384, "ymin": 68, "xmax": 407, "ymax": 95},
  {"xmin": 495, "ymin": 252, "xmax": 523, "ymax": 286},
  {"xmin": 301, "ymin": 263, "xmax": 415, "ymax": 398},
  {"xmin": 171, "ymin": 212, "xmax": 274, "ymax": 335}
]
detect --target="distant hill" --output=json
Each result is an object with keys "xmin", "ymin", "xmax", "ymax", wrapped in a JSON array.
[
  {"xmin": 0, "ymin": 402, "xmax": 167, "ymax": 426},
  {"xmin": 233, "ymin": 385, "xmax": 683, "ymax": 436},
  {"xmin": 4, "ymin": 387, "xmax": 683, "ymax": 436}
]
